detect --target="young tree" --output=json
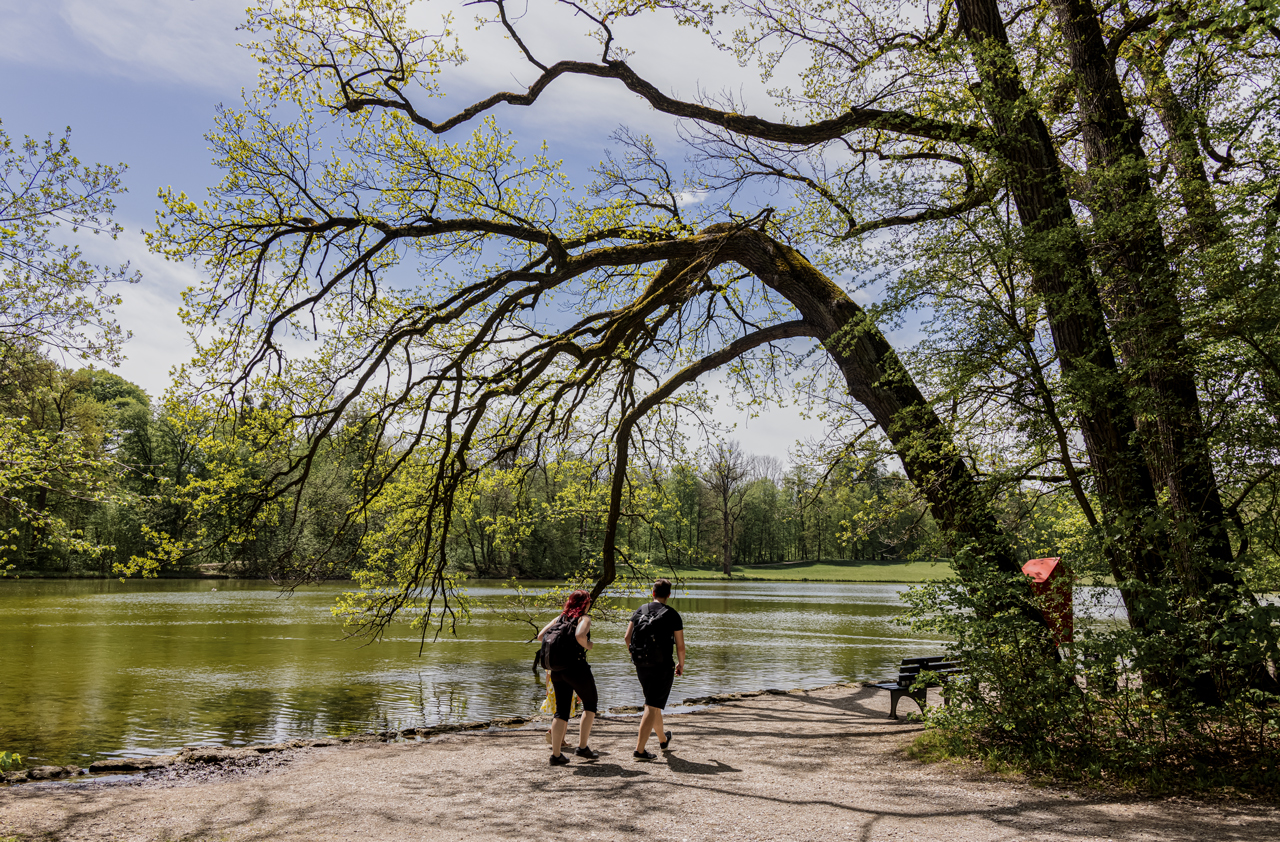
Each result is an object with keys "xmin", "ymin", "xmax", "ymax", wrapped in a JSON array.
[{"xmin": 701, "ymin": 440, "xmax": 754, "ymax": 575}]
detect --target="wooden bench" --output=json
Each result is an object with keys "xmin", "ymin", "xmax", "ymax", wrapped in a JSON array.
[{"xmin": 873, "ymin": 655, "xmax": 963, "ymax": 719}]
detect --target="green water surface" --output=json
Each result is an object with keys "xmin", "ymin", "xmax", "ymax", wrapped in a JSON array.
[{"xmin": 0, "ymin": 579, "xmax": 946, "ymax": 766}]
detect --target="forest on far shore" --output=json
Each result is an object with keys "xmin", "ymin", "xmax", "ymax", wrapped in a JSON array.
[{"xmin": 3, "ymin": 345, "xmax": 1089, "ymax": 583}]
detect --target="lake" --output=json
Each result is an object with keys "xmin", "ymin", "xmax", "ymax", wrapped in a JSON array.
[{"xmin": 0, "ymin": 579, "xmax": 947, "ymax": 767}]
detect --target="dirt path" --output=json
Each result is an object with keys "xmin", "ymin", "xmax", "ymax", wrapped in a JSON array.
[{"xmin": 2, "ymin": 685, "xmax": 1275, "ymax": 841}]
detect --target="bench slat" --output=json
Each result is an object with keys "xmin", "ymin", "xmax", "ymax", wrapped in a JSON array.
[{"xmin": 872, "ymin": 655, "xmax": 964, "ymax": 719}]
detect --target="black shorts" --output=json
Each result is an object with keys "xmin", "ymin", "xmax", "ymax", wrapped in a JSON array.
[
  {"xmin": 550, "ymin": 663, "xmax": 598, "ymax": 721},
  {"xmin": 634, "ymin": 664, "xmax": 676, "ymax": 710}
]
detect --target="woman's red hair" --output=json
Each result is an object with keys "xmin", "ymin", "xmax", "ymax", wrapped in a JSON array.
[{"xmin": 561, "ymin": 590, "xmax": 592, "ymax": 620}]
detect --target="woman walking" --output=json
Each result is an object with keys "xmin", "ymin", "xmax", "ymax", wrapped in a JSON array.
[{"xmin": 536, "ymin": 590, "xmax": 599, "ymax": 765}]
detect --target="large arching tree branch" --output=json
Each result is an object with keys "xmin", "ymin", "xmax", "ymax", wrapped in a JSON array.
[
  {"xmin": 574, "ymin": 225, "xmax": 1054, "ymax": 640},
  {"xmin": 339, "ymin": 58, "xmax": 994, "ymax": 149},
  {"xmin": 209, "ymin": 2, "xmax": 1052, "ymax": 645},
  {"xmin": 593, "ymin": 318, "xmax": 818, "ymax": 600}
]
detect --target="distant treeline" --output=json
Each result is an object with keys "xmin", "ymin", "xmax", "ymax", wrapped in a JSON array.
[{"xmin": 2, "ymin": 348, "xmax": 1084, "ymax": 581}]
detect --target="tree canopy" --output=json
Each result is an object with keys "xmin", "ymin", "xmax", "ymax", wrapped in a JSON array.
[
  {"xmin": 149, "ymin": 0, "xmax": 1280, "ymax": 707},
  {"xmin": 0, "ymin": 122, "xmax": 139, "ymax": 363}
]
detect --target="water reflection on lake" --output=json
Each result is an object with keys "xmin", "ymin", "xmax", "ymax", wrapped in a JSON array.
[{"xmin": 0, "ymin": 579, "xmax": 948, "ymax": 766}]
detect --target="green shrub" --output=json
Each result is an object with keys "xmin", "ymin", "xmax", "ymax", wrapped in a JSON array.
[{"xmin": 902, "ymin": 573, "xmax": 1280, "ymax": 796}]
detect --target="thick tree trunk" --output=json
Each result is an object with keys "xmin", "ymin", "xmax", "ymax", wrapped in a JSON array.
[
  {"xmin": 956, "ymin": 0, "xmax": 1278, "ymax": 698},
  {"xmin": 1137, "ymin": 50, "xmax": 1280, "ymax": 693},
  {"xmin": 1047, "ymin": 0, "xmax": 1239, "ymax": 599},
  {"xmin": 1054, "ymin": 0, "xmax": 1279, "ymax": 695},
  {"xmin": 954, "ymin": 0, "xmax": 1171, "ymax": 603}
]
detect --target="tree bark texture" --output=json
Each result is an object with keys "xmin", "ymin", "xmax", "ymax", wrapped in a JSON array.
[
  {"xmin": 954, "ymin": 0, "xmax": 1171, "ymax": 597},
  {"xmin": 957, "ymin": 0, "xmax": 1278, "ymax": 697},
  {"xmin": 1048, "ymin": 0, "xmax": 1239, "ymax": 595}
]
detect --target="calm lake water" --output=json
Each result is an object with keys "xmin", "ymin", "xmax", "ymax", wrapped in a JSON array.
[{"xmin": 0, "ymin": 579, "xmax": 947, "ymax": 766}]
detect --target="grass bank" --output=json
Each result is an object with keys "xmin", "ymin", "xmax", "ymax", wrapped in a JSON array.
[{"xmin": 668, "ymin": 558, "xmax": 954, "ymax": 583}]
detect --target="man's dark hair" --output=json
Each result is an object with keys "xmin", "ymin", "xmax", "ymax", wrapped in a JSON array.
[{"xmin": 653, "ymin": 578, "xmax": 672, "ymax": 599}]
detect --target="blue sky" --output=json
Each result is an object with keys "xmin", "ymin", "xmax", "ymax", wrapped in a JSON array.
[{"xmin": 1, "ymin": 0, "xmax": 857, "ymax": 459}]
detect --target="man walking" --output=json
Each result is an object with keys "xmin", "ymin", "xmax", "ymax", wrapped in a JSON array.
[{"xmin": 624, "ymin": 578, "xmax": 685, "ymax": 760}]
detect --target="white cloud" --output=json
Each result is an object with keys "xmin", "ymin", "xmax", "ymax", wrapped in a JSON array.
[
  {"xmin": 674, "ymin": 190, "xmax": 709, "ymax": 207},
  {"xmin": 1, "ymin": 0, "xmax": 787, "ymax": 150},
  {"xmin": 74, "ymin": 224, "xmax": 197, "ymax": 401},
  {"xmin": 720, "ymin": 402, "xmax": 831, "ymax": 462},
  {"xmin": 0, "ymin": 0, "xmax": 254, "ymax": 91}
]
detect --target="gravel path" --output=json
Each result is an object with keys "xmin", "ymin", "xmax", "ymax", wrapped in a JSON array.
[{"xmin": 2, "ymin": 684, "xmax": 1276, "ymax": 841}]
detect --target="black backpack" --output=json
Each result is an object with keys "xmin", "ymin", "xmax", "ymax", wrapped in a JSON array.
[
  {"xmin": 540, "ymin": 616, "xmax": 580, "ymax": 671},
  {"xmin": 629, "ymin": 604, "xmax": 669, "ymax": 667}
]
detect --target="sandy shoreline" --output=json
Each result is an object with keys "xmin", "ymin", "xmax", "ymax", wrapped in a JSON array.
[{"xmin": 2, "ymin": 684, "xmax": 1276, "ymax": 841}]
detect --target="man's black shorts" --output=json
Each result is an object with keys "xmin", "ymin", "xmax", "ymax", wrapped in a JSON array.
[{"xmin": 635, "ymin": 664, "xmax": 675, "ymax": 709}]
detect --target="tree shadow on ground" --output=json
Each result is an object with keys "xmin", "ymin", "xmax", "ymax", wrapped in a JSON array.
[
  {"xmin": 569, "ymin": 762, "xmax": 649, "ymax": 779},
  {"xmin": 663, "ymin": 753, "xmax": 739, "ymax": 775}
]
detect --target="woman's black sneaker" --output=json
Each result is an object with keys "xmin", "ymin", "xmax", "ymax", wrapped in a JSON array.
[
  {"xmin": 549, "ymin": 753, "xmax": 570, "ymax": 766},
  {"xmin": 633, "ymin": 750, "xmax": 657, "ymax": 760},
  {"xmin": 659, "ymin": 730, "xmax": 672, "ymax": 750},
  {"xmin": 574, "ymin": 746, "xmax": 599, "ymax": 759}
]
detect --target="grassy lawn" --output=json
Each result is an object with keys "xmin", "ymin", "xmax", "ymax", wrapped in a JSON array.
[{"xmin": 666, "ymin": 559, "xmax": 954, "ymax": 583}]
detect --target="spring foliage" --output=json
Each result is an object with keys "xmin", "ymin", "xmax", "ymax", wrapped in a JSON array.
[{"xmin": 138, "ymin": 0, "xmax": 1280, "ymax": 782}]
